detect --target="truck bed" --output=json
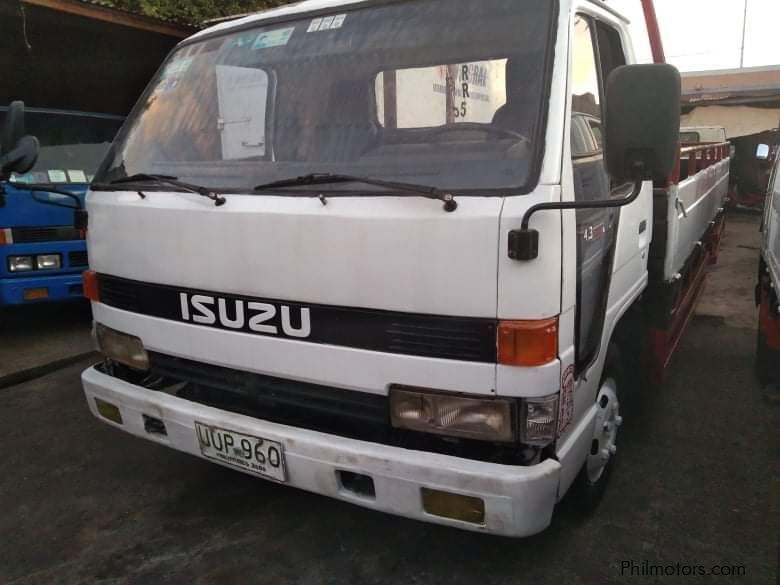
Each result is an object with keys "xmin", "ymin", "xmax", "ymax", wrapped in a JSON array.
[{"xmin": 652, "ymin": 143, "xmax": 730, "ymax": 282}]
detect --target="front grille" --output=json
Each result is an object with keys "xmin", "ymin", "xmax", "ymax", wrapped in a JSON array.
[
  {"xmin": 96, "ymin": 274, "xmax": 498, "ymax": 363},
  {"xmin": 149, "ymin": 353, "xmax": 389, "ymax": 439},
  {"xmin": 99, "ymin": 275, "xmax": 141, "ymax": 313},
  {"xmin": 12, "ymin": 226, "xmax": 82, "ymax": 243},
  {"xmin": 102, "ymin": 353, "xmax": 530, "ymax": 465},
  {"xmin": 68, "ymin": 250, "xmax": 88, "ymax": 267}
]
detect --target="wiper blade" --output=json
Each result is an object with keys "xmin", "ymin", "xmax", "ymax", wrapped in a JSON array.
[
  {"xmin": 253, "ymin": 173, "xmax": 457, "ymax": 212},
  {"xmin": 101, "ymin": 173, "xmax": 226, "ymax": 207}
]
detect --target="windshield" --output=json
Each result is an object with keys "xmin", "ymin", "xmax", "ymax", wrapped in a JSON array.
[
  {"xmin": 0, "ymin": 110, "xmax": 124, "ymax": 185},
  {"xmin": 95, "ymin": 0, "xmax": 554, "ymax": 194}
]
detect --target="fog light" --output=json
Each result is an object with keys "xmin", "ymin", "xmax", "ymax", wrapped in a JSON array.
[
  {"xmin": 36, "ymin": 254, "xmax": 61, "ymax": 270},
  {"xmin": 8, "ymin": 255, "xmax": 33, "ymax": 272},
  {"xmin": 422, "ymin": 488, "xmax": 485, "ymax": 525},
  {"xmin": 95, "ymin": 323, "xmax": 149, "ymax": 370},
  {"xmin": 390, "ymin": 386, "xmax": 514, "ymax": 442},
  {"xmin": 520, "ymin": 394, "xmax": 559, "ymax": 446},
  {"xmin": 95, "ymin": 398, "xmax": 123, "ymax": 424}
]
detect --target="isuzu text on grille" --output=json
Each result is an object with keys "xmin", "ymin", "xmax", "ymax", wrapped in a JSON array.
[{"xmin": 179, "ymin": 293, "xmax": 312, "ymax": 338}]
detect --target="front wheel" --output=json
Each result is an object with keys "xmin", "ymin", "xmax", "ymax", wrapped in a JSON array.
[{"xmin": 572, "ymin": 349, "xmax": 623, "ymax": 513}]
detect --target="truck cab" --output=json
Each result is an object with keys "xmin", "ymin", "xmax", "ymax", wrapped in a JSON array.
[
  {"xmin": 79, "ymin": 0, "xmax": 717, "ymax": 536},
  {"xmin": 0, "ymin": 106, "xmax": 123, "ymax": 305}
]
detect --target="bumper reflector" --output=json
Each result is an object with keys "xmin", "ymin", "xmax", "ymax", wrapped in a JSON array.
[
  {"xmin": 95, "ymin": 398, "xmax": 123, "ymax": 424},
  {"xmin": 83, "ymin": 270, "xmax": 99, "ymax": 302},
  {"xmin": 422, "ymin": 488, "xmax": 485, "ymax": 525},
  {"xmin": 23, "ymin": 288, "xmax": 49, "ymax": 301},
  {"xmin": 497, "ymin": 317, "xmax": 558, "ymax": 366}
]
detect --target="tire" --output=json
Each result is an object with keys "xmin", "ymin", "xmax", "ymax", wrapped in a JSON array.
[{"xmin": 571, "ymin": 345, "xmax": 624, "ymax": 514}]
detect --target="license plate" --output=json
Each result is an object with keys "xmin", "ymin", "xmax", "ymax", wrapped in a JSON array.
[{"xmin": 194, "ymin": 422, "xmax": 286, "ymax": 482}]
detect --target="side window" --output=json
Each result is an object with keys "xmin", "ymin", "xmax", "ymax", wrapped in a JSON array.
[
  {"xmin": 594, "ymin": 21, "xmax": 626, "ymax": 87},
  {"xmin": 571, "ymin": 16, "xmax": 601, "ymax": 124},
  {"xmin": 570, "ymin": 15, "xmax": 622, "ymax": 372}
]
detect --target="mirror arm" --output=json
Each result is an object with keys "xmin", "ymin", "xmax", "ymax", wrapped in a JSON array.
[{"xmin": 508, "ymin": 180, "xmax": 644, "ymax": 261}]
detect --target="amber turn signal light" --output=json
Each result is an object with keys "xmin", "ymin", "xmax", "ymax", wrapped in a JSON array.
[
  {"xmin": 83, "ymin": 270, "xmax": 99, "ymax": 302},
  {"xmin": 497, "ymin": 317, "xmax": 558, "ymax": 366}
]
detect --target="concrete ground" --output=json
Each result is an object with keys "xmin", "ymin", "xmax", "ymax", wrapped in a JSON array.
[
  {"xmin": 0, "ymin": 300, "xmax": 93, "ymax": 385},
  {"xmin": 0, "ymin": 213, "xmax": 777, "ymax": 585}
]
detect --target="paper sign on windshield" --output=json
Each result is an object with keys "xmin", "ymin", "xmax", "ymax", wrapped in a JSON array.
[
  {"xmin": 67, "ymin": 170, "xmax": 88, "ymax": 183},
  {"xmin": 48, "ymin": 170, "xmax": 68, "ymax": 183}
]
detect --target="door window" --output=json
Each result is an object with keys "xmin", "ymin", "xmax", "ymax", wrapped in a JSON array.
[{"xmin": 570, "ymin": 15, "xmax": 626, "ymax": 372}]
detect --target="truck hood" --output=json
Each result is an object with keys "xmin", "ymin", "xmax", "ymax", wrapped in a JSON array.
[{"xmin": 87, "ymin": 191, "xmax": 503, "ymax": 319}]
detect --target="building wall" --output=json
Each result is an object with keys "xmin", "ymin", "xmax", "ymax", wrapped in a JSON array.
[{"xmin": 681, "ymin": 105, "xmax": 780, "ymax": 140}]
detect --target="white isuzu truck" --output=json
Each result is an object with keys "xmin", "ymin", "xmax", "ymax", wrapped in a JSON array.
[{"xmin": 80, "ymin": 0, "xmax": 728, "ymax": 536}]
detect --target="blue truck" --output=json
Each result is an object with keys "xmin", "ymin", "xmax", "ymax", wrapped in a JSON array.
[{"xmin": 0, "ymin": 104, "xmax": 123, "ymax": 305}]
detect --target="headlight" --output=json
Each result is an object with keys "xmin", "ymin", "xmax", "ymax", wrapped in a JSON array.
[
  {"xmin": 520, "ymin": 394, "xmax": 559, "ymax": 446},
  {"xmin": 36, "ymin": 254, "xmax": 61, "ymax": 270},
  {"xmin": 389, "ymin": 386, "xmax": 514, "ymax": 442},
  {"xmin": 8, "ymin": 256, "xmax": 34, "ymax": 272},
  {"xmin": 95, "ymin": 323, "xmax": 149, "ymax": 370}
]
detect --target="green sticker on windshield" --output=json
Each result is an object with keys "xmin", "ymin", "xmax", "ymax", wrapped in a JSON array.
[{"xmin": 252, "ymin": 27, "xmax": 295, "ymax": 50}]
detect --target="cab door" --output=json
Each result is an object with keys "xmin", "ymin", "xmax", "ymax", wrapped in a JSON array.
[{"xmin": 569, "ymin": 15, "xmax": 630, "ymax": 373}]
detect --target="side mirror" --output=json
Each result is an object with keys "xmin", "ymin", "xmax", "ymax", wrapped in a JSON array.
[
  {"xmin": 756, "ymin": 144, "xmax": 770, "ymax": 161},
  {"xmin": 1, "ymin": 101, "xmax": 26, "ymax": 156},
  {"xmin": 0, "ymin": 135, "xmax": 39, "ymax": 179},
  {"xmin": 605, "ymin": 64, "xmax": 681, "ymax": 183}
]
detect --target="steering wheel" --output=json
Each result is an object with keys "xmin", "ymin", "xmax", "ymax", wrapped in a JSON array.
[{"xmin": 429, "ymin": 122, "xmax": 526, "ymax": 142}]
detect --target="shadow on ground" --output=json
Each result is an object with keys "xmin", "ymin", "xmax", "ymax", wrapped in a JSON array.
[{"xmin": 0, "ymin": 300, "xmax": 93, "ymax": 380}]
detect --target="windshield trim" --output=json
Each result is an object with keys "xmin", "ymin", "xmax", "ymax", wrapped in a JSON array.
[{"xmin": 98, "ymin": 0, "xmax": 559, "ymax": 198}]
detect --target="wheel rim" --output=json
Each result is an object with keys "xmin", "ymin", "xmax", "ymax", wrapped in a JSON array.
[{"xmin": 586, "ymin": 377, "xmax": 622, "ymax": 484}]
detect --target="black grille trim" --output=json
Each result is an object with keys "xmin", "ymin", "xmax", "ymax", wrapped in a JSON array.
[
  {"xmin": 68, "ymin": 250, "xmax": 88, "ymax": 267},
  {"xmin": 149, "ymin": 353, "xmax": 388, "ymax": 434},
  {"xmin": 12, "ymin": 226, "xmax": 82, "ymax": 243},
  {"xmin": 97, "ymin": 274, "xmax": 497, "ymax": 363}
]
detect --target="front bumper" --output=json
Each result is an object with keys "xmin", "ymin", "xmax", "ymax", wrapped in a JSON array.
[
  {"xmin": 82, "ymin": 365, "xmax": 561, "ymax": 537},
  {"xmin": 0, "ymin": 272, "xmax": 84, "ymax": 305}
]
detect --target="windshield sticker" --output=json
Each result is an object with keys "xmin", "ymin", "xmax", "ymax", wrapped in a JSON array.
[
  {"xmin": 47, "ymin": 170, "xmax": 68, "ymax": 183},
  {"xmin": 308, "ymin": 14, "xmax": 346, "ymax": 32},
  {"xmin": 229, "ymin": 33, "xmax": 257, "ymax": 49},
  {"xmin": 67, "ymin": 170, "xmax": 87, "ymax": 183},
  {"xmin": 331, "ymin": 14, "xmax": 346, "ymax": 29},
  {"xmin": 252, "ymin": 27, "xmax": 295, "ymax": 50}
]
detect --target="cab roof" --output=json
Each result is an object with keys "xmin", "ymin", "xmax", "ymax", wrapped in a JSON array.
[{"xmin": 190, "ymin": 0, "xmax": 629, "ymax": 44}]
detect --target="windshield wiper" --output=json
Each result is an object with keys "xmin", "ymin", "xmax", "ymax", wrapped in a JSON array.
[
  {"xmin": 101, "ymin": 174, "xmax": 226, "ymax": 207},
  {"xmin": 253, "ymin": 173, "xmax": 457, "ymax": 212}
]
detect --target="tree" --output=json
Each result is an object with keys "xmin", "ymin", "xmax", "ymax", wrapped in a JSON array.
[{"xmin": 108, "ymin": 0, "xmax": 293, "ymax": 26}]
